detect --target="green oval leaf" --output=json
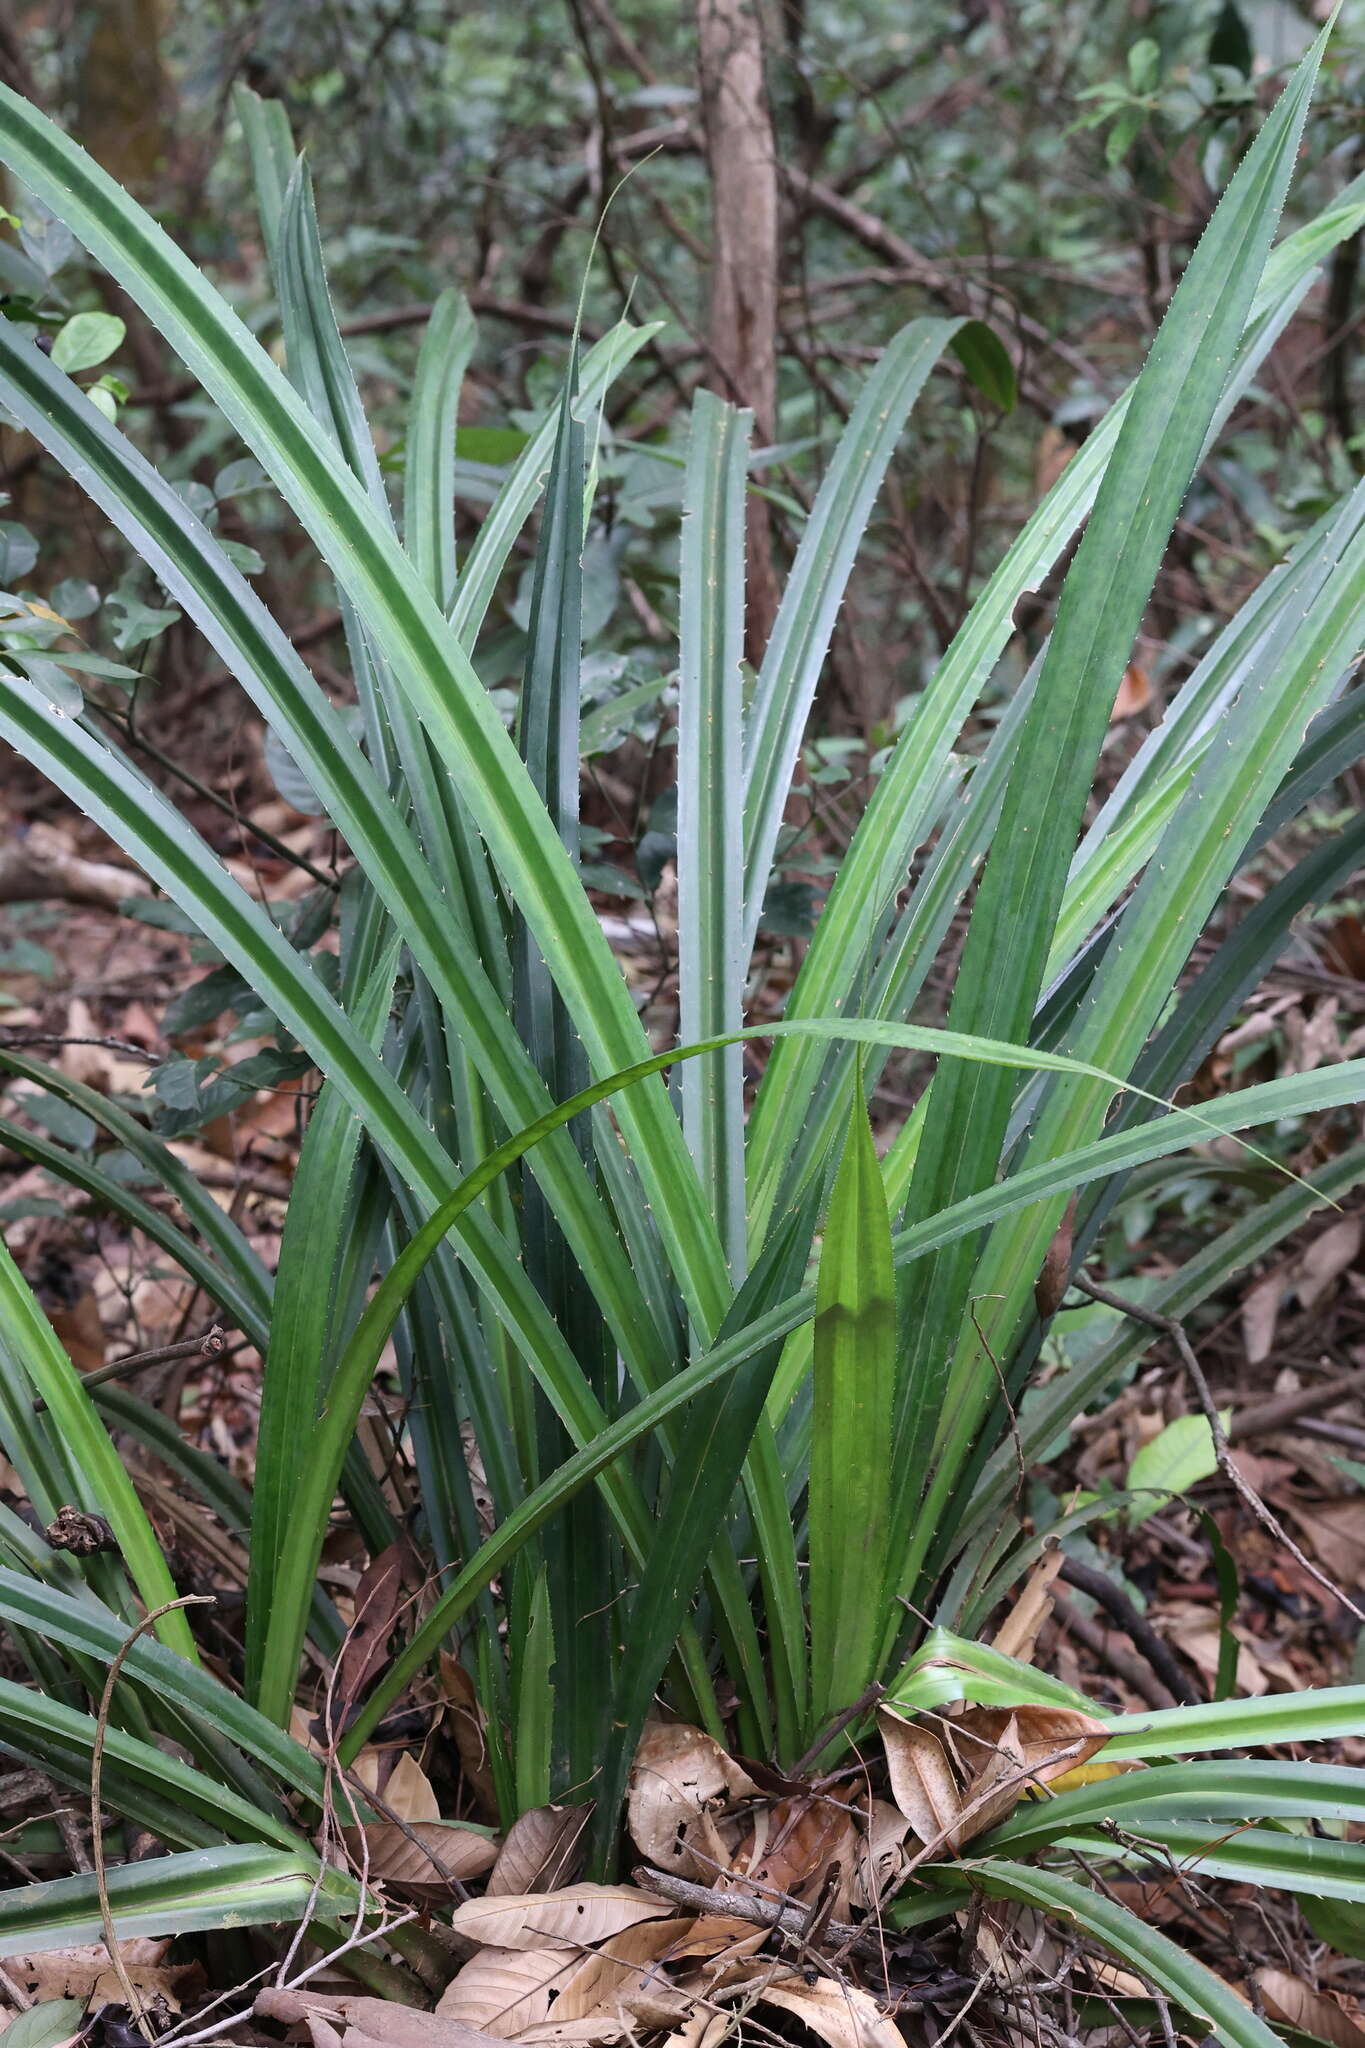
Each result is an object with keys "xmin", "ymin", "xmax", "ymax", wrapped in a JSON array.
[
  {"xmin": 49, "ymin": 310, "xmax": 124, "ymax": 376},
  {"xmin": 1126, "ymin": 1410, "xmax": 1229, "ymax": 1524}
]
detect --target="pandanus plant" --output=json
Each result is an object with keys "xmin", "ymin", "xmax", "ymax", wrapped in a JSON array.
[{"xmin": 1, "ymin": 22, "xmax": 1365, "ymax": 2031}]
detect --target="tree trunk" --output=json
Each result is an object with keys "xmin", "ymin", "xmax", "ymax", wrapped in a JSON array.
[{"xmin": 697, "ymin": 0, "xmax": 780, "ymax": 662}]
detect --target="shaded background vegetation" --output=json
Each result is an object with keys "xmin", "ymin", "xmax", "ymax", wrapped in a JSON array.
[{"xmin": 3, "ymin": 0, "xmax": 1361, "ymax": 835}]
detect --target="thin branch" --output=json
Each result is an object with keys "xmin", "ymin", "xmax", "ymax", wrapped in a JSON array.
[
  {"xmin": 35, "ymin": 1326, "xmax": 229, "ymax": 1412},
  {"xmin": 1056, "ymin": 1554, "xmax": 1196, "ymax": 1705},
  {"xmin": 633, "ymin": 1865, "xmax": 962, "ymax": 1988}
]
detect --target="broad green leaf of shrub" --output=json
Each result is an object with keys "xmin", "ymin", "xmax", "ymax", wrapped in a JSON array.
[{"xmin": 1126, "ymin": 1411, "xmax": 1230, "ymax": 1524}]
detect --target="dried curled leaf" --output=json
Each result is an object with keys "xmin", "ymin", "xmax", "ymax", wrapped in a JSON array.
[
  {"xmin": 877, "ymin": 1711, "xmax": 964, "ymax": 1853},
  {"xmin": 723, "ymin": 1966, "xmax": 906, "ymax": 2048},
  {"xmin": 627, "ymin": 1721, "xmax": 756, "ymax": 1873},
  {"xmin": 344, "ymin": 1749, "xmax": 498, "ymax": 1891},
  {"xmin": 851, "ymin": 1797, "xmax": 912, "ymax": 1911},
  {"xmin": 1256, "ymin": 1972, "xmax": 1365, "ymax": 2048},
  {"xmin": 954, "ymin": 1702, "xmax": 1112, "ymax": 1787},
  {"xmin": 729, "ymin": 1794, "xmax": 855, "ymax": 1908},
  {"xmin": 486, "ymin": 1804, "xmax": 590, "ymax": 1897}
]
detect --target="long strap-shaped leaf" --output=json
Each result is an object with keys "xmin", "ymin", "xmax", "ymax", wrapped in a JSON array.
[
  {"xmin": 405, "ymin": 287, "xmax": 475, "ymax": 612},
  {"xmin": 328, "ymin": 1022, "xmax": 1365, "ymax": 1762},
  {"xmin": 0, "ymin": 1842, "xmax": 356, "ymax": 1953},
  {"xmin": 808, "ymin": 1077, "xmax": 896, "ymax": 1734},
  {"xmin": 249, "ymin": 942, "xmax": 398, "ymax": 1713},
  {"xmin": 1043, "ymin": 1822, "xmax": 1365, "ymax": 1903},
  {"xmin": 746, "ymin": 171, "xmax": 1365, "ymax": 1225},
  {"xmin": 0, "ymin": 319, "xmax": 670, "ymax": 1399},
  {"xmin": 988, "ymin": 1761, "xmax": 1365, "ymax": 1852},
  {"xmin": 740, "ymin": 316, "xmax": 962, "ymax": 954},
  {"xmin": 0, "ymin": 1242, "xmax": 192, "ymax": 1658},
  {"xmin": 947, "ymin": 1862, "xmax": 1282, "ymax": 2048},
  {"xmin": 450, "ymin": 318, "xmax": 660, "ymax": 648},
  {"xmin": 0, "ymin": 86, "xmax": 730, "ymax": 1334},
  {"xmin": 921, "ymin": 478, "xmax": 1365, "ymax": 1575},
  {"xmin": 891, "ymin": 25, "xmax": 1328, "ymax": 1507},
  {"xmin": 679, "ymin": 391, "xmax": 750, "ymax": 1276}
]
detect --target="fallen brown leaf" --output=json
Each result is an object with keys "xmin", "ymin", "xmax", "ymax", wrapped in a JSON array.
[
  {"xmin": 722, "ymin": 1965, "xmax": 906, "ymax": 2048},
  {"xmin": 728, "ymin": 1794, "xmax": 855, "ymax": 1907},
  {"xmin": 448, "ymin": 1884, "xmax": 674, "ymax": 1952},
  {"xmin": 486, "ymin": 1803, "xmax": 590, "ymax": 1897},
  {"xmin": 256, "ymin": 1986, "xmax": 499, "ymax": 2048},
  {"xmin": 345, "ymin": 1751, "xmax": 499, "ymax": 1892},
  {"xmin": 877, "ymin": 1711, "xmax": 963, "ymax": 1853},
  {"xmin": 1257, "ymin": 1971, "xmax": 1365, "ymax": 2048},
  {"xmin": 627, "ymin": 1721, "xmax": 756, "ymax": 1874},
  {"xmin": 436, "ymin": 1946, "xmax": 580, "ymax": 2038},
  {"xmin": 334, "ymin": 1544, "xmax": 407, "ymax": 1724},
  {"xmin": 439, "ymin": 1654, "xmax": 500, "ymax": 1821},
  {"xmin": 7, "ymin": 1941, "xmax": 202, "ymax": 2013},
  {"xmin": 551, "ymin": 1916, "xmax": 692, "ymax": 2027},
  {"xmin": 1110, "ymin": 662, "xmax": 1152, "ymax": 721}
]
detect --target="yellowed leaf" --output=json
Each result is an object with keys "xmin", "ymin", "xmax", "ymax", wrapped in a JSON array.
[
  {"xmin": 448, "ymin": 1884, "xmax": 674, "ymax": 1952},
  {"xmin": 1045, "ymin": 1758, "xmax": 1136, "ymax": 1795}
]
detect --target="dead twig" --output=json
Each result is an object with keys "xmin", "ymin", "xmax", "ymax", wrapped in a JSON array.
[
  {"xmin": 1056, "ymin": 1555, "xmax": 1198, "ymax": 1705},
  {"xmin": 1073, "ymin": 1272, "xmax": 1365, "ymax": 1622},
  {"xmin": 1226, "ymin": 1370, "xmax": 1359, "ymax": 1443},
  {"xmin": 34, "ymin": 1326, "xmax": 227, "ymax": 1412},
  {"xmin": 1050, "ymin": 1587, "xmax": 1177, "ymax": 1713},
  {"xmin": 634, "ymin": 1865, "xmax": 963, "ymax": 2000},
  {"xmin": 791, "ymin": 1680, "xmax": 885, "ymax": 1777}
]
